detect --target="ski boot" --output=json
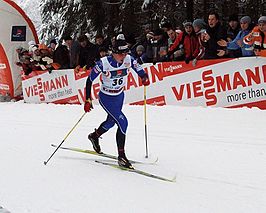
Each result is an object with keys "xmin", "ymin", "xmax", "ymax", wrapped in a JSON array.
[
  {"xmin": 88, "ymin": 129, "xmax": 102, "ymax": 154},
  {"xmin": 118, "ymin": 154, "xmax": 133, "ymax": 169}
]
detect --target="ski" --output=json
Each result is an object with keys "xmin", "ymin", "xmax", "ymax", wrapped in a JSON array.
[
  {"xmin": 95, "ymin": 160, "xmax": 176, "ymax": 183},
  {"xmin": 51, "ymin": 144, "xmax": 158, "ymax": 165}
]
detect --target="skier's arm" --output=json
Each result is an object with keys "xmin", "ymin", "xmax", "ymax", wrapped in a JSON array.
[
  {"xmin": 131, "ymin": 57, "xmax": 150, "ymax": 86},
  {"xmin": 84, "ymin": 62, "xmax": 102, "ymax": 112},
  {"xmin": 85, "ymin": 77, "xmax": 93, "ymax": 100}
]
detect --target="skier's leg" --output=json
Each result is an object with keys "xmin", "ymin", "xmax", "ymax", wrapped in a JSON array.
[
  {"xmin": 98, "ymin": 92, "xmax": 132, "ymax": 168},
  {"xmin": 116, "ymin": 127, "xmax": 133, "ymax": 169},
  {"xmin": 88, "ymin": 124, "xmax": 108, "ymax": 153}
]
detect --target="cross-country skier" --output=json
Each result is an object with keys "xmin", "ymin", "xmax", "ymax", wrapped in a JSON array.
[{"xmin": 84, "ymin": 34, "xmax": 150, "ymax": 169}]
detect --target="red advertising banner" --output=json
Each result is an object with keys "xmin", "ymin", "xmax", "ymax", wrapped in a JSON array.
[
  {"xmin": 0, "ymin": 43, "xmax": 14, "ymax": 97},
  {"xmin": 21, "ymin": 57, "xmax": 266, "ymax": 109}
]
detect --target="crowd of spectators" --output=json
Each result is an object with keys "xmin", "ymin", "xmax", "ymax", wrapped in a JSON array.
[{"xmin": 16, "ymin": 12, "xmax": 266, "ymax": 75}]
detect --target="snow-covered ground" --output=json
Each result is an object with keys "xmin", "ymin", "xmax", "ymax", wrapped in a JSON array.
[{"xmin": 0, "ymin": 102, "xmax": 266, "ymax": 213}]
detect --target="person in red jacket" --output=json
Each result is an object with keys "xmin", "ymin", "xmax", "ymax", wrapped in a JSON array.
[{"xmin": 168, "ymin": 21, "xmax": 200, "ymax": 64}]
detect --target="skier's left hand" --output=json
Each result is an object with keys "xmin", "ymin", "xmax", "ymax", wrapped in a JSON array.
[{"xmin": 141, "ymin": 74, "xmax": 150, "ymax": 86}]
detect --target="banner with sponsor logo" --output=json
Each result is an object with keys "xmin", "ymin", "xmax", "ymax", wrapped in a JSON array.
[
  {"xmin": 160, "ymin": 57, "xmax": 266, "ymax": 109},
  {"xmin": 22, "ymin": 70, "xmax": 79, "ymax": 104},
  {"xmin": 0, "ymin": 43, "xmax": 13, "ymax": 96},
  {"xmin": 22, "ymin": 57, "xmax": 266, "ymax": 109},
  {"xmin": 0, "ymin": 0, "xmax": 39, "ymax": 98}
]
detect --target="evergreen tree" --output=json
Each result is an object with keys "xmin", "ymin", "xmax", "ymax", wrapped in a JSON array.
[{"xmin": 39, "ymin": 0, "xmax": 265, "ymax": 43}]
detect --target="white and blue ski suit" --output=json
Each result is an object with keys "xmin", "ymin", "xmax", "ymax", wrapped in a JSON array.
[{"xmin": 85, "ymin": 54, "xmax": 148, "ymax": 153}]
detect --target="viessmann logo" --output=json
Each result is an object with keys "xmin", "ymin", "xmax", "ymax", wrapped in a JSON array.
[
  {"xmin": 24, "ymin": 75, "xmax": 69, "ymax": 101},
  {"xmin": 164, "ymin": 64, "xmax": 182, "ymax": 73},
  {"xmin": 171, "ymin": 65, "xmax": 266, "ymax": 106}
]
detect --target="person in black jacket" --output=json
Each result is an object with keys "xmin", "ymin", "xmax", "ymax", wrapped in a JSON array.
[
  {"xmin": 53, "ymin": 42, "xmax": 70, "ymax": 69},
  {"xmin": 203, "ymin": 11, "xmax": 227, "ymax": 59},
  {"xmin": 77, "ymin": 34, "xmax": 99, "ymax": 70}
]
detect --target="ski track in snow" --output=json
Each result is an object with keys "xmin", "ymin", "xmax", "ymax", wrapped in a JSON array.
[{"xmin": 0, "ymin": 101, "xmax": 266, "ymax": 213}]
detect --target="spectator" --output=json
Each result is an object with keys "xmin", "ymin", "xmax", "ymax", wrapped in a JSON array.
[
  {"xmin": 218, "ymin": 16, "xmax": 254, "ymax": 57},
  {"xmin": 168, "ymin": 21, "xmax": 200, "ymax": 64},
  {"xmin": 226, "ymin": 14, "xmax": 242, "ymax": 57},
  {"xmin": 146, "ymin": 28, "xmax": 168, "ymax": 63},
  {"xmin": 16, "ymin": 47, "xmax": 41, "ymax": 75},
  {"xmin": 63, "ymin": 35, "xmax": 80, "ymax": 69},
  {"xmin": 192, "ymin": 18, "xmax": 207, "ymax": 66},
  {"xmin": 48, "ymin": 38, "xmax": 57, "ymax": 56},
  {"xmin": 243, "ymin": 16, "xmax": 266, "ymax": 57},
  {"xmin": 38, "ymin": 44, "xmax": 59, "ymax": 72},
  {"xmin": 166, "ymin": 27, "xmax": 184, "ymax": 61},
  {"xmin": 39, "ymin": 43, "xmax": 52, "ymax": 58},
  {"xmin": 77, "ymin": 34, "xmax": 99, "ymax": 70},
  {"xmin": 203, "ymin": 11, "xmax": 227, "ymax": 59},
  {"xmin": 227, "ymin": 14, "xmax": 240, "ymax": 41},
  {"xmin": 134, "ymin": 45, "xmax": 148, "ymax": 64},
  {"xmin": 135, "ymin": 24, "xmax": 153, "ymax": 50},
  {"xmin": 53, "ymin": 36, "xmax": 71, "ymax": 69},
  {"xmin": 29, "ymin": 44, "xmax": 41, "ymax": 62},
  {"xmin": 98, "ymin": 46, "xmax": 109, "ymax": 58},
  {"xmin": 95, "ymin": 34, "xmax": 110, "ymax": 55}
]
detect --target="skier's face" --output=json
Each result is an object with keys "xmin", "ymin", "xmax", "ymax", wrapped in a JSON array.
[{"xmin": 113, "ymin": 52, "xmax": 127, "ymax": 63}]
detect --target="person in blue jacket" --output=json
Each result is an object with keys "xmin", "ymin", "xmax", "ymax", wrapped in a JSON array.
[
  {"xmin": 84, "ymin": 34, "xmax": 150, "ymax": 169},
  {"xmin": 217, "ymin": 16, "xmax": 254, "ymax": 57}
]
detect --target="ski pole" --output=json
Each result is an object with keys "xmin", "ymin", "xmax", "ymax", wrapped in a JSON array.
[
  {"xmin": 44, "ymin": 112, "xmax": 87, "ymax": 165},
  {"xmin": 144, "ymin": 85, "xmax": 149, "ymax": 158}
]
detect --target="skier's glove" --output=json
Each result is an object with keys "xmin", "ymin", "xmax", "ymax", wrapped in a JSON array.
[
  {"xmin": 84, "ymin": 99, "xmax": 93, "ymax": 112},
  {"xmin": 141, "ymin": 73, "xmax": 150, "ymax": 86}
]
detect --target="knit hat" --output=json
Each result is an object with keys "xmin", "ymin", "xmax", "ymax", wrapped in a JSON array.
[
  {"xmin": 258, "ymin": 16, "xmax": 266, "ymax": 24},
  {"xmin": 112, "ymin": 39, "xmax": 129, "ymax": 54},
  {"xmin": 192, "ymin": 19, "xmax": 207, "ymax": 29},
  {"xmin": 136, "ymin": 45, "xmax": 145, "ymax": 52},
  {"xmin": 183, "ymin": 21, "xmax": 193, "ymax": 27},
  {"xmin": 240, "ymin": 16, "xmax": 251, "ymax": 24}
]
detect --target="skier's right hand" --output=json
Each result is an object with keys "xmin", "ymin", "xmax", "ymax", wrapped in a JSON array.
[{"xmin": 84, "ymin": 99, "xmax": 93, "ymax": 112}]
